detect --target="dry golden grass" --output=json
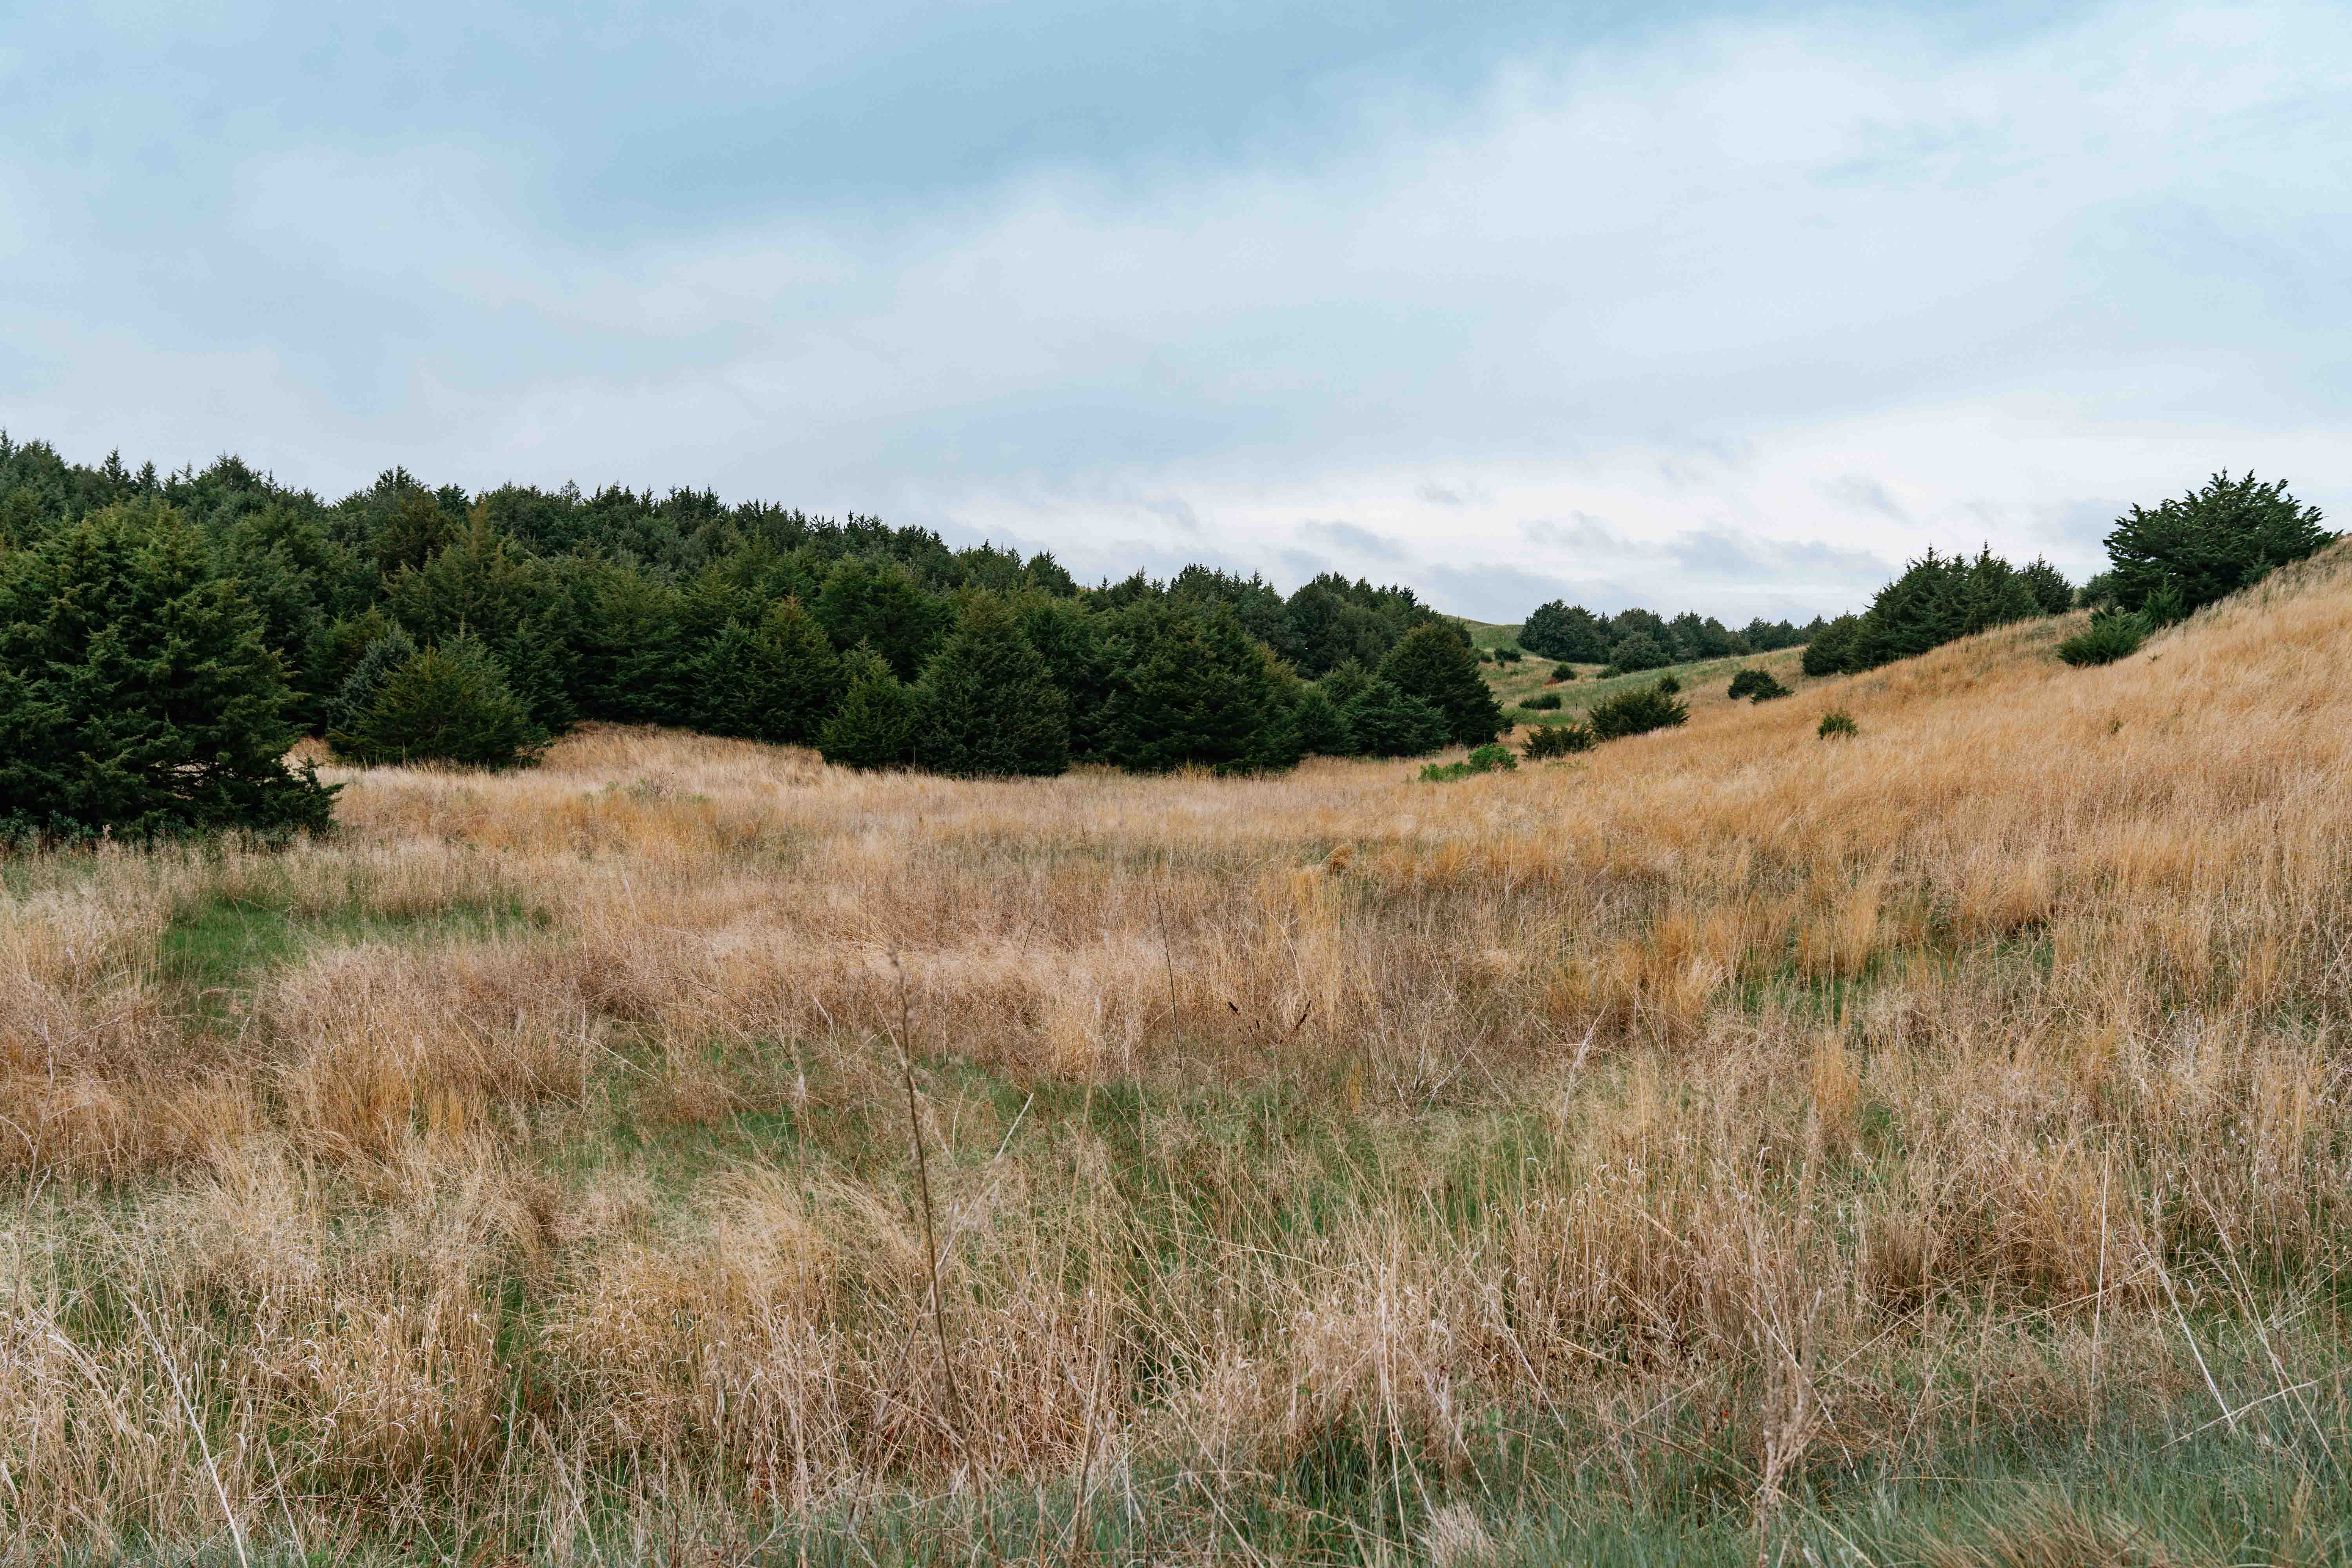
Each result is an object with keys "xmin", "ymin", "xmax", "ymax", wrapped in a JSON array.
[{"xmin": 4, "ymin": 543, "xmax": 2352, "ymax": 1561}]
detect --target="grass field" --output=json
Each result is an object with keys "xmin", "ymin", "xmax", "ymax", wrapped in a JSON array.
[{"xmin": 7, "ymin": 544, "xmax": 2352, "ymax": 1563}]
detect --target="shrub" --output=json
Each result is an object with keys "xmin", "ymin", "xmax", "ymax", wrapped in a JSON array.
[
  {"xmin": 1420, "ymin": 742, "xmax": 1518, "ymax": 782},
  {"xmin": 1727, "ymin": 668, "xmax": 1791, "ymax": 702},
  {"xmin": 1587, "ymin": 685, "xmax": 1689, "ymax": 741},
  {"xmin": 1546, "ymin": 664, "xmax": 1576, "ymax": 683},
  {"xmin": 1519, "ymin": 691, "xmax": 1563, "ymax": 711},
  {"xmin": 1495, "ymin": 645, "xmax": 1523, "ymax": 664},
  {"xmin": 1655, "ymin": 673, "xmax": 1682, "ymax": 695},
  {"xmin": 1818, "ymin": 708, "xmax": 1859, "ymax": 740},
  {"xmin": 2056, "ymin": 608, "xmax": 2148, "ymax": 667},
  {"xmin": 1523, "ymin": 722, "xmax": 1593, "ymax": 759},
  {"xmin": 339, "ymin": 635, "xmax": 547, "ymax": 768},
  {"xmin": 1477, "ymin": 647, "xmax": 1495, "ymax": 664}
]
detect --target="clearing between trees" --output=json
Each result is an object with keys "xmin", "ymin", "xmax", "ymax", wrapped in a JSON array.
[{"xmin": 4, "ymin": 542, "xmax": 2352, "ymax": 1563}]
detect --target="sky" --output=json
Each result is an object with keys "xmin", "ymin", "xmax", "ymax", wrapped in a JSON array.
[{"xmin": 3, "ymin": 1, "xmax": 2346, "ymax": 624}]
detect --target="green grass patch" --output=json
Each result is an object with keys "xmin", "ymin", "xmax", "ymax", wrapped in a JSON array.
[{"xmin": 157, "ymin": 890, "xmax": 543, "ymax": 1020}]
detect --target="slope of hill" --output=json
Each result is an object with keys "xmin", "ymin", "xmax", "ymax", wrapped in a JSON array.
[{"xmin": 3, "ymin": 541, "xmax": 2348, "ymax": 1562}]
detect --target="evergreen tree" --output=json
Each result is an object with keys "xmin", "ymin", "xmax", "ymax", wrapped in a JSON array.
[
  {"xmin": 1519, "ymin": 600, "xmax": 1611, "ymax": 663},
  {"xmin": 819, "ymin": 646, "xmax": 920, "ymax": 769},
  {"xmin": 1097, "ymin": 603, "xmax": 1283, "ymax": 773},
  {"xmin": 1608, "ymin": 632, "xmax": 1670, "ymax": 673},
  {"xmin": 1377, "ymin": 622, "xmax": 1504, "ymax": 747},
  {"xmin": 339, "ymin": 635, "xmax": 546, "ymax": 768},
  {"xmin": 1802, "ymin": 614, "xmax": 1863, "ymax": 677},
  {"xmin": 324, "ymin": 625, "xmax": 417, "ymax": 751},
  {"xmin": 1289, "ymin": 685, "xmax": 1354, "ymax": 756},
  {"xmin": 690, "ymin": 602, "xmax": 843, "ymax": 744},
  {"xmin": 914, "ymin": 596, "xmax": 1070, "ymax": 777},
  {"xmin": 1342, "ymin": 679, "xmax": 1451, "ymax": 757},
  {"xmin": 2018, "ymin": 557, "xmax": 2074, "ymax": 616},
  {"xmin": 1019, "ymin": 596, "xmax": 1116, "ymax": 759},
  {"xmin": 814, "ymin": 556, "xmax": 952, "ymax": 680},
  {"xmin": 2103, "ymin": 472, "xmax": 2333, "ymax": 615},
  {"xmin": 1318, "ymin": 658, "xmax": 1373, "ymax": 710},
  {"xmin": 0, "ymin": 499, "xmax": 336, "ymax": 838}
]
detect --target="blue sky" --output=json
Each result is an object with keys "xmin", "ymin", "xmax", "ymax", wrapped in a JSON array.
[{"xmin": 3, "ymin": 1, "xmax": 2345, "ymax": 622}]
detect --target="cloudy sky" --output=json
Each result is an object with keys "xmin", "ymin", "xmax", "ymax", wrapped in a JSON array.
[{"xmin": 3, "ymin": 2, "xmax": 2345, "ymax": 622}]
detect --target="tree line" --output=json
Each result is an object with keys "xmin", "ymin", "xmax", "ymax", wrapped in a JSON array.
[
  {"xmin": 1516, "ymin": 602, "xmax": 1824, "ymax": 670},
  {"xmin": 0, "ymin": 435, "xmax": 1504, "ymax": 838}
]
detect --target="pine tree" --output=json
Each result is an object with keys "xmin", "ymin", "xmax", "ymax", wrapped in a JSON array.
[
  {"xmin": 2103, "ymin": 472, "xmax": 2334, "ymax": 615},
  {"xmin": 325, "ymin": 625, "xmax": 417, "ymax": 752},
  {"xmin": 1342, "ymin": 679, "xmax": 1451, "ymax": 757},
  {"xmin": 1289, "ymin": 685, "xmax": 1354, "ymax": 755},
  {"xmin": 914, "ymin": 597, "xmax": 1070, "ymax": 777},
  {"xmin": 814, "ymin": 556, "xmax": 952, "ymax": 681},
  {"xmin": 1377, "ymin": 622, "xmax": 1505, "ymax": 747},
  {"xmin": 691, "ymin": 602, "xmax": 843, "ymax": 744},
  {"xmin": 819, "ymin": 646, "xmax": 920, "ymax": 769},
  {"xmin": 0, "ymin": 499, "xmax": 336, "ymax": 838},
  {"xmin": 339, "ymin": 635, "xmax": 546, "ymax": 768},
  {"xmin": 1096, "ymin": 603, "xmax": 1283, "ymax": 773}
]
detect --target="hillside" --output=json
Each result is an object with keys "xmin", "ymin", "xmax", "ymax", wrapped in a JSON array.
[{"xmin": 5, "ymin": 540, "xmax": 2350, "ymax": 1562}]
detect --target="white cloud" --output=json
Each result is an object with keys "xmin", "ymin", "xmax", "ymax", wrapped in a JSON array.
[{"xmin": 5, "ymin": 2, "xmax": 2347, "ymax": 621}]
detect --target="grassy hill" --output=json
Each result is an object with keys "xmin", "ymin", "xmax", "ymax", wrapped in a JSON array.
[{"xmin": 6, "ymin": 541, "xmax": 2352, "ymax": 1563}]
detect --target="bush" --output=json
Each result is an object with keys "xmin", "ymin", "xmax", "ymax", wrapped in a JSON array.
[
  {"xmin": 1420, "ymin": 742, "xmax": 1518, "ymax": 782},
  {"xmin": 1818, "ymin": 708, "xmax": 1859, "ymax": 740},
  {"xmin": 1655, "ymin": 673, "xmax": 1682, "ymax": 695},
  {"xmin": 1546, "ymin": 664, "xmax": 1576, "ymax": 683},
  {"xmin": 1587, "ymin": 685, "xmax": 1688, "ymax": 741},
  {"xmin": 1494, "ymin": 645, "xmax": 1523, "ymax": 664},
  {"xmin": 1727, "ymin": 668, "xmax": 1791, "ymax": 702},
  {"xmin": 339, "ymin": 635, "xmax": 547, "ymax": 768},
  {"xmin": 1519, "ymin": 691, "xmax": 1563, "ymax": 711},
  {"xmin": 1523, "ymin": 722, "xmax": 1593, "ymax": 759},
  {"xmin": 2056, "ymin": 608, "xmax": 2148, "ymax": 667},
  {"xmin": 1609, "ymin": 633, "xmax": 1670, "ymax": 672}
]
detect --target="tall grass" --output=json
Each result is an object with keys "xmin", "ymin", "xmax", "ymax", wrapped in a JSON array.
[{"xmin": 2, "ymin": 543, "xmax": 2349, "ymax": 1562}]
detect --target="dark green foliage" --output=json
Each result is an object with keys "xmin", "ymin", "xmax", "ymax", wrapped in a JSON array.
[
  {"xmin": 1419, "ymin": 742, "xmax": 1517, "ymax": 782},
  {"xmin": 1097, "ymin": 604, "xmax": 1295, "ymax": 774},
  {"xmin": 0, "ymin": 499, "xmax": 336, "ymax": 838},
  {"xmin": 2103, "ymin": 472, "xmax": 2332, "ymax": 616},
  {"xmin": 1546, "ymin": 663, "xmax": 1576, "ymax": 682},
  {"xmin": 1342, "ymin": 679, "xmax": 1451, "ymax": 757},
  {"xmin": 1523, "ymin": 722, "xmax": 1593, "ymax": 759},
  {"xmin": 818, "ymin": 647, "xmax": 920, "ymax": 769},
  {"xmin": 815, "ymin": 557, "xmax": 953, "ymax": 681},
  {"xmin": 1586, "ymin": 684, "xmax": 1689, "ymax": 741},
  {"xmin": 1494, "ymin": 644, "xmax": 1522, "ymax": 663},
  {"xmin": 1608, "ymin": 632, "xmax": 1670, "ymax": 672},
  {"xmin": 1377, "ymin": 622, "xmax": 1505, "ymax": 747},
  {"xmin": 324, "ymin": 624, "xmax": 417, "ymax": 748},
  {"xmin": 1803, "ymin": 614, "xmax": 1862, "ymax": 677},
  {"xmin": 1726, "ymin": 668, "xmax": 1791, "ymax": 702},
  {"xmin": 2019, "ymin": 557, "xmax": 2074, "ymax": 615},
  {"xmin": 1519, "ymin": 600, "xmax": 1610, "ymax": 663},
  {"xmin": 1519, "ymin": 691, "xmax": 1563, "ymax": 711},
  {"xmin": 1288, "ymin": 686, "xmax": 1354, "ymax": 756},
  {"xmin": 915, "ymin": 597, "xmax": 1070, "ymax": 777},
  {"xmin": 338, "ymin": 636, "xmax": 546, "ymax": 768},
  {"xmin": 2056, "ymin": 608, "xmax": 2149, "ymax": 667},
  {"xmin": 385, "ymin": 508, "xmax": 578, "ymax": 731},
  {"xmin": 691, "ymin": 603, "xmax": 845, "ymax": 745},
  {"xmin": 1018, "ymin": 597, "xmax": 1115, "ymax": 759},
  {"xmin": 1272, "ymin": 572, "xmax": 1439, "ymax": 677},
  {"xmin": 1818, "ymin": 707, "xmax": 1859, "ymax": 739},
  {"xmin": 1655, "ymin": 673, "xmax": 1681, "ymax": 695},
  {"xmin": 1318, "ymin": 658, "xmax": 1372, "ymax": 710}
]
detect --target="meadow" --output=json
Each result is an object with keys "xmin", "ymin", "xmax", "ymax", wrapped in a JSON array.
[{"xmin": 5, "ymin": 543, "xmax": 2352, "ymax": 1564}]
